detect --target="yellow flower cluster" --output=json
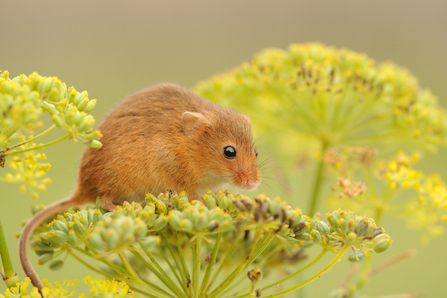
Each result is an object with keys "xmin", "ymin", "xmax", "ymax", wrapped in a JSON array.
[
  {"xmin": 2, "ymin": 136, "xmax": 51, "ymax": 199},
  {"xmin": 1, "ymin": 70, "xmax": 102, "ymax": 199},
  {"xmin": 326, "ymin": 149, "xmax": 447, "ymax": 243},
  {"xmin": 0, "ymin": 277, "xmax": 133, "ymax": 298},
  {"xmin": 194, "ymin": 43, "xmax": 447, "ymax": 176}
]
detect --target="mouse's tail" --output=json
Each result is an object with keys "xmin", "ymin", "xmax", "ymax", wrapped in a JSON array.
[{"xmin": 19, "ymin": 194, "xmax": 80, "ymax": 290}]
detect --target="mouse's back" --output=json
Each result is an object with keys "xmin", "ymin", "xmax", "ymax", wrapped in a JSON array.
[{"xmin": 75, "ymin": 83, "xmax": 261, "ymax": 204}]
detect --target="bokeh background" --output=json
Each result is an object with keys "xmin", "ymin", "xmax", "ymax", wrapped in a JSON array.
[{"xmin": 1, "ymin": 1, "xmax": 447, "ymax": 297}]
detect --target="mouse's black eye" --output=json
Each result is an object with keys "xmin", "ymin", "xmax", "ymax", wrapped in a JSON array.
[
  {"xmin": 255, "ymin": 149, "xmax": 258, "ymax": 157},
  {"xmin": 223, "ymin": 146, "xmax": 237, "ymax": 159}
]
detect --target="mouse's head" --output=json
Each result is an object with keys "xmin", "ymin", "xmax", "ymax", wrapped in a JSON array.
[{"xmin": 181, "ymin": 109, "xmax": 261, "ymax": 191}]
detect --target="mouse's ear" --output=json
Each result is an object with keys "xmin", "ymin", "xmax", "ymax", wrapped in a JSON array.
[{"xmin": 181, "ymin": 112, "xmax": 210, "ymax": 136}]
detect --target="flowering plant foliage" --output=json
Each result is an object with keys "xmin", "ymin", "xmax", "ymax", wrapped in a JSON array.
[
  {"xmin": 0, "ymin": 71, "xmax": 101, "ymax": 199},
  {"xmin": 28, "ymin": 191, "xmax": 390, "ymax": 298},
  {"xmin": 1, "ymin": 43, "xmax": 446, "ymax": 298}
]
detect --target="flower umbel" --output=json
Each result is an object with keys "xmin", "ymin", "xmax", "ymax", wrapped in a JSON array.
[
  {"xmin": 0, "ymin": 70, "xmax": 102, "ymax": 199},
  {"xmin": 30, "ymin": 191, "xmax": 391, "ymax": 298}
]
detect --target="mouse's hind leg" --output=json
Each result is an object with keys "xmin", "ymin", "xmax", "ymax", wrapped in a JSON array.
[{"xmin": 99, "ymin": 196, "xmax": 118, "ymax": 212}]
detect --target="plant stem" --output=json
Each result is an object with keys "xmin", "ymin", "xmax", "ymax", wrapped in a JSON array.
[
  {"xmin": 233, "ymin": 248, "xmax": 328, "ymax": 298},
  {"xmin": 8, "ymin": 124, "xmax": 56, "ymax": 150},
  {"xmin": 199, "ymin": 233, "xmax": 222, "ymax": 297},
  {"xmin": 136, "ymin": 246, "xmax": 186, "ymax": 298},
  {"xmin": 209, "ymin": 231, "xmax": 275, "ymax": 298},
  {"xmin": 159, "ymin": 234, "xmax": 188, "ymax": 294},
  {"xmin": 262, "ymin": 244, "xmax": 349, "ymax": 298},
  {"xmin": 0, "ymin": 217, "xmax": 20, "ymax": 288},
  {"xmin": 119, "ymin": 252, "xmax": 175, "ymax": 298},
  {"xmin": 6, "ymin": 133, "xmax": 71, "ymax": 155},
  {"xmin": 174, "ymin": 231, "xmax": 193, "ymax": 296},
  {"xmin": 308, "ymin": 141, "xmax": 329, "ymax": 216},
  {"xmin": 193, "ymin": 234, "xmax": 202, "ymax": 298},
  {"xmin": 70, "ymin": 249, "xmax": 155, "ymax": 297}
]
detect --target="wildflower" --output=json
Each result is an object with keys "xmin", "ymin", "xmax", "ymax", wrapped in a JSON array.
[
  {"xmin": 31, "ymin": 191, "xmax": 391, "ymax": 298},
  {"xmin": 195, "ymin": 43, "xmax": 447, "ymax": 152},
  {"xmin": 1, "ymin": 70, "xmax": 102, "ymax": 199}
]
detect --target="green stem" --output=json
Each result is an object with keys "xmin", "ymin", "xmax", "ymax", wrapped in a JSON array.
[
  {"xmin": 233, "ymin": 247, "xmax": 328, "ymax": 298},
  {"xmin": 0, "ymin": 217, "xmax": 20, "ymax": 288},
  {"xmin": 308, "ymin": 141, "xmax": 329, "ymax": 216},
  {"xmin": 193, "ymin": 234, "xmax": 202, "ymax": 298},
  {"xmin": 356, "ymin": 204, "xmax": 383, "ymax": 290},
  {"xmin": 8, "ymin": 124, "xmax": 56, "ymax": 150},
  {"xmin": 136, "ymin": 245, "xmax": 186, "ymax": 298},
  {"xmin": 263, "ymin": 245, "xmax": 349, "ymax": 298},
  {"xmin": 159, "ymin": 234, "xmax": 187, "ymax": 292},
  {"xmin": 206, "ymin": 243, "xmax": 232, "ymax": 292},
  {"xmin": 199, "ymin": 233, "xmax": 222, "ymax": 296},
  {"xmin": 82, "ymin": 242, "xmax": 128, "ymax": 278},
  {"xmin": 71, "ymin": 249, "xmax": 160, "ymax": 298},
  {"xmin": 174, "ymin": 231, "xmax": 193, "ymax": 296},
  {"xmin": 119, "ymin": 252, "xmax": 175, "ymax": 298},
  {"xmin": 209, "ymin": 231, "xmax": 274, "ymax": 298},
  {"xmin": 6, "ymin": 133, "xmax": 71, "ymax": 155}
]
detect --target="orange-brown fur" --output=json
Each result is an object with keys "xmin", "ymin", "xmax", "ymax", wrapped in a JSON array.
[{"xmin": 19, "ymin": 83, "xmax": 261, "ymax": 289}]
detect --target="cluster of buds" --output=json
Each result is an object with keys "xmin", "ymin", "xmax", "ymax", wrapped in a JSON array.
[
  {"xmin": 332, "ymin": 177, "xmax": 367, "ymax": 199},
  {"xmin": 1, "ymin": 70, "xmax": 103, "ymax": 199},
  {"xmin": 195, "ymin": 43, "xmax": 447, "ymax": 153},
  {"xmin": 379, "ymin": 151, "xmax": 422, "ymax": 189},
  {"xmin": 32, "ymin": 191, "xmax": 391, "ymax": 296},
  {"xmin": 0, "ymin": 276, "xmax": 134, "ymax": 298},
  {"xmin": 0, "ymin": 71, "xmax": 43, "ymax": 148},
  {"xmin": 3, "ymin": 137, "xmax": 51, "ymax": 199},
  {"xmin": 13, "ymin": 72, "xmax": 102, "ymax": 149},
  {"xmin": 325, "ymin": 209, "xmax": 392, "ymax": 259}
]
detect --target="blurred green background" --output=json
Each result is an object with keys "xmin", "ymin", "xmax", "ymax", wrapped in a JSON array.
[{"xmin": 1, "ymin": 0, "xmax": 447, "ymax": 297}]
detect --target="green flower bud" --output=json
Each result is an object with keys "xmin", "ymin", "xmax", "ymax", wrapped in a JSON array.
[
  {"xmin": 53, "ymin": 230, "xmax": 68, "ymax": 244},
  {"xmin": 203, "ymin": 194, "xmax": 217, "ymax": 209},
  {"xmin": 39, "ymin": 252, "xmax": 54, "ymax": 264},
  {"xmin": 193, "ymin": 212, "xmax": 209, "ymax": 231},
  {"xmin": 374, "ymin": 238, "xmax": 392, "ymax": 253},
  {"xmin": 327, "ymin": 213, "xmax": 339, "ymax": 230},
  {"xmin": 77, "ymin": 98, "xmax": 89, "ymax": 111},
  {"xmin": 337, "ymin": 218, "xmax": 349, "ymax": 234},
  {"xmin": 49, "ymin": 260, "xmax": 64, "ymax": 271},
  {"xmin": 346, "ymin": 232, "xmax": 357, "ymax": 245},
  {"xmin": 104, "ymin": 228, "xmax": 119, "ymax": 248},
  {"xmin": 179, "ymin": 219, "xmax": 194, "ymax": 232},
  {"xmin": 68, "ymin": 229, "xmax": 78, "ymax": 247},
  {"xmin": 140, "ymin": 236, "xmax": 161, "ymax": 250},
  {"xmin": 348, "ymin": 252, "xmax": 366, "ymax": 262},
  {"xmin": 88, "ymin": 231, "xmax": 103, "ymax": 250},
  {"xmin": 51, "ymin": 114, "xmax": 65, "ymax": 128},
  {"xmin": 74, "ymin": 221, "xmax": 87, "ymax": 236},
  {"xmin": 92, "ymin": 209, "xmax": 103, "ymax": 225},
  {"xmin": 53, "ymin": 220, "xmax": 69, "ymax": 234},
  {"xmin": 73, "ymin": 91, "xmax": 88, "ymax": 106},
  {"xmin": 317, "ymin": 221, "xmax": 330, "ymax": 234},
  {"xmin": 154, "ymin": 215, "xmax": 169, "ymax": 231},
  {"xmin": 87, "ymin": 140, "xmax": 102, "ymax": 149},
  {"xmin": 312, "ymin": 230, "xmax": 322, "ymax": 244},
  {"xmin": 82, "ymin": 99, "xmax": 97, "ymax": 113}
]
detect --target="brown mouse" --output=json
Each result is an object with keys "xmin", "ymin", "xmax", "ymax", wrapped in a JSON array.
[{"xmin": 19, "ymin": 83, "xmax": 261, "ymax": 289}]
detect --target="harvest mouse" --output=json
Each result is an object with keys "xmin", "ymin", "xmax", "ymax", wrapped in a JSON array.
[{"xmin": 19, "ymin": 83, "xmax": 261, "ymax": 289}]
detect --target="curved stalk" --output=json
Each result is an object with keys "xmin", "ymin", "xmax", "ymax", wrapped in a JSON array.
[
  {"xmin": 8, "ymin": 124, "xmax": 56, "ymax": 150},
  {"xmin": 199, "ymin": 233, "xmax": 222, "ymax": 296},
  {"xmin": 308, "ymin": 141, "xmax": 329, "ymax": 216},
  {"xmin": 233, "ymin": 248, "xmax": 328, "ymax": 298},
  {"xmin": 6, "ymin": 133, "xmax": 71, "ymax": 155},
  {"xmin": 262, "ymin": 244, "xmax": 348, "ymax": 298},
  {"xmin": 0, "ymin": 218, "xmax": 20, "ymax": 288}
]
